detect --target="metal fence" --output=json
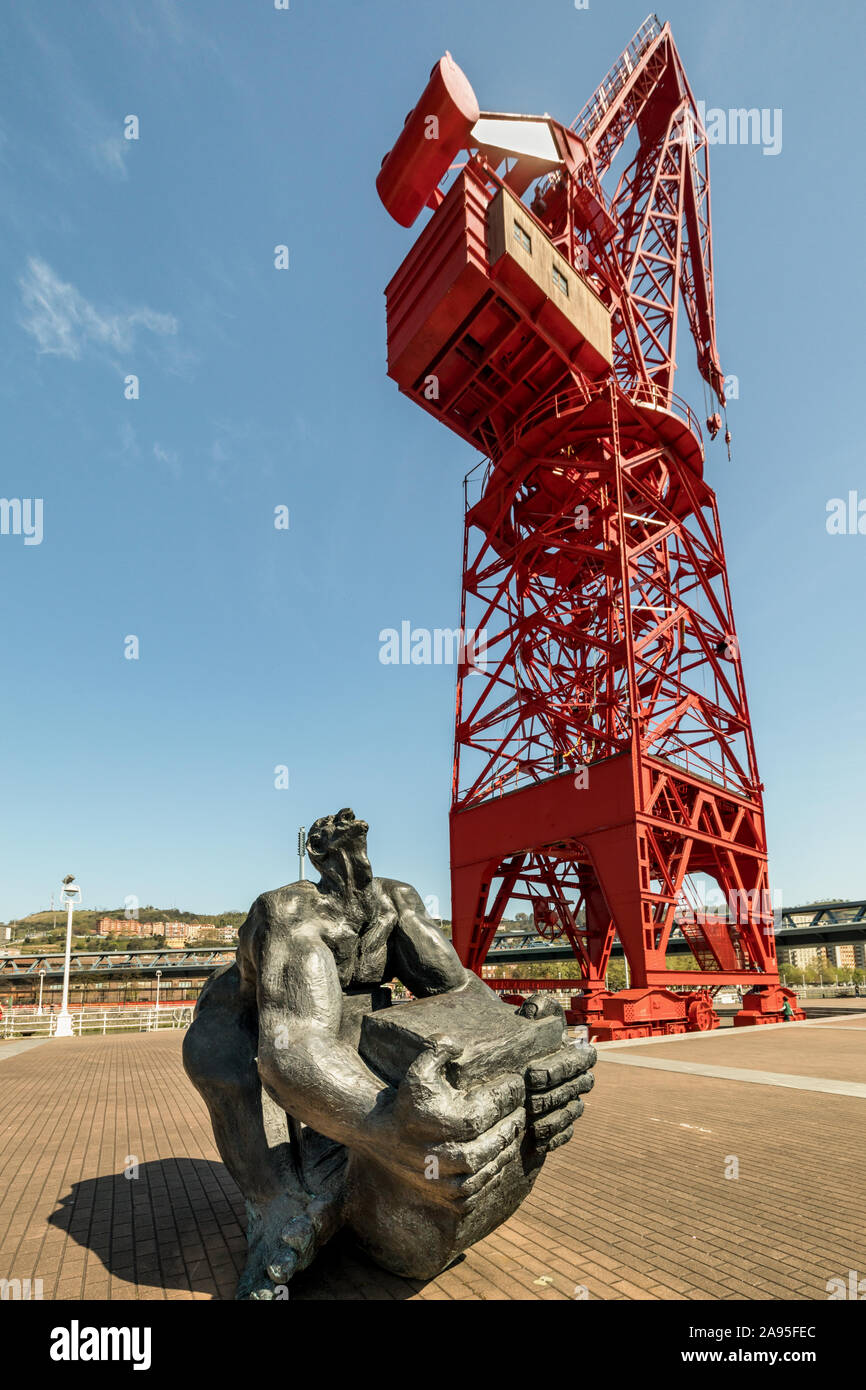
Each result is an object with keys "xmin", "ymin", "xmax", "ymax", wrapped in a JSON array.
[
  {"xmin": 1, "ymin": 1006, "xmax": 193, "ymax": 1039},
  {"xmin": 785, "ymin": 984, "xmax": 864, "ymax": 1000}
]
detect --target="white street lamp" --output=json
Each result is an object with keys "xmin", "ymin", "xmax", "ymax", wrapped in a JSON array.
[
  {"xmin": 38, "ymin": 966, "xmax": 46, "ymax": 1016},
  {"xmin": 155, "ymin": 969, "xmax": 162, "ymax": 1015},
  {"xmin": 298, "ymin": 826, "xmax": 306, "ymax": 882},
  {"xmin": 55, "ymin": 875, "xmax": 81, "ymax": 1038}
]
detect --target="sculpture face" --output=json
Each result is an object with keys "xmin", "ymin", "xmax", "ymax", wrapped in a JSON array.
[{"xmin": 306, "ymin": 808, "xmax": 373, "ymax": 889}]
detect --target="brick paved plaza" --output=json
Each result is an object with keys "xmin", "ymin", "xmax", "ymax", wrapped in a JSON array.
[{"xmin": 1, "ymin": 1011, "xmax": 864, "ymax": 1301}]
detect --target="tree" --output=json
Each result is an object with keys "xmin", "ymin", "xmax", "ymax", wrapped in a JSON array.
[{"xmin": 606, "ymin": 960, "xmax": 627, "ymax": 991}]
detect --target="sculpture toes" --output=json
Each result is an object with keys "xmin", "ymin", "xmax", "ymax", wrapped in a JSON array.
[
  {"xmin": 247, "ymin": 1285, "xmax": 277, "ymax": 1301},
  {"xmin": 281, "ymin": 1214, "xmax": 314, "ymax": 1244},
  {"xmin": 266, "ymin": 1252, "xmax": 299, "ymax": 1285}
]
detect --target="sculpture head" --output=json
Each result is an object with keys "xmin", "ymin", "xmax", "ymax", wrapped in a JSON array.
[{"xmin": 307, "ymin": 808, "xmax": 372, "ymax": 893}]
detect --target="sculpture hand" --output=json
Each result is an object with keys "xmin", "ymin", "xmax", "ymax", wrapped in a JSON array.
[
  {"xmin": 523, "ymin": 1042, "xmax": 596, "ymax": 1168},
  {"xmin": 368, "ymin": 1037, "xmax": 526, "ymax": 1209}
]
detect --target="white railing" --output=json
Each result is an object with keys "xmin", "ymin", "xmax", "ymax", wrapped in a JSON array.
[{"xmin": 1, "ymin": 1006, "xmax": 193, "ymax": 1040}]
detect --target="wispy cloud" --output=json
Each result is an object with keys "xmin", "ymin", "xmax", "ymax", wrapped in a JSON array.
[
  {"xmin": 19, "ymin": 16, "xmax": 139, "ymax": 183},
  {"xmin": 18, "ymin": 257, "xmax": 178, "ymax": 362},
  {"xmin": 117, "ymin": 419, "xmax": 141, "ymax": 466},
  {"xmin": 153, "ymin": 442, "xmax": 181, "ymax": 479},
  {"xmin": 91, "ymin": 132, "xmax": 131, "ymax": 180},
  {"xmin": 95, "ymin": 0, "xmax": 228, "ymax": 69}
]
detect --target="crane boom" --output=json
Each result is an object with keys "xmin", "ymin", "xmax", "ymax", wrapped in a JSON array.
[{"xmin": 546, "ymin": 15, "xmax": 726, "ymax": 408}]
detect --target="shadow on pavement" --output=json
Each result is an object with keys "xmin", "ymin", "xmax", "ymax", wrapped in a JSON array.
[{"xmin": 50, "ymin": 1157, "xmax": 425, "ymax": 1300}]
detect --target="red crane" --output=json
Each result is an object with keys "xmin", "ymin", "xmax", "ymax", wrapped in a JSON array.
[{"xmin": 377, "ymin": 15, "xmax": 803, "ymax": 1038}]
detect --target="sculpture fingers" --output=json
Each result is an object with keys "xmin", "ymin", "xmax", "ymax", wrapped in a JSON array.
[
  {"xmin": 395, "ymin": 1035, "xmax": 462, "ymax": 1125},
  {"xmin": 430, "ymin": 1104, "xmax": 525, "ymax": 1177},
  {"xmin": 424, "ymin": 1131, "xmax": 522, "ymax": 1209},
  {"xmin": 530, "ymin": 1097, "xmax": 584, "ymax": 1147},
  {"xmin": 516, "ymin": 993, "xmax": 565, "ymax": 1024},
  {"xmin": 453, "ymin": 1133, "xmax": 522, "ymax": 1198},
  {"xmin": 545, "ymin": 1124, "xmax": 574, "ymax": 1154},
  {"xmin": 526, "ymin": 1043, "xmax": 597, "ymax": 1092},
  {"xmin": 462, "ymin": 1069, "xmax": 525, "ymax": 1133},
  {"xmin": 527, "ymin": 1072, "xmax": 593, "ymax": 1118},
  {"xmin": 454, "ymin": 1162, "xmax": 511, "ymax": 1214}
]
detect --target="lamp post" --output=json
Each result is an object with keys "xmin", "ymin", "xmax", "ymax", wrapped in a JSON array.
[
  {"xmin": 298, "ymin": 827, "xmax": 306, "ymax": 882},
  {"xmin": 155, "ymin": 969, "xmax": 162, "ymax": 1015},
  {"xmin": 38, "ymin": 967, "xmax": 46, "ymax": 1015},
  {"xmin": 55, "ymin": 875, "xmax": 81, "ymax": 1038}
]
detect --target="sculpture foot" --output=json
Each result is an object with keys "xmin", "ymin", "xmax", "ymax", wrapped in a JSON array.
[{"xmin": 236, "ymin": 1190, "xmax": 343, "ymax": 1300}]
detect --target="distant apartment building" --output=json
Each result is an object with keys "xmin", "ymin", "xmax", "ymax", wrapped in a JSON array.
[
  {"xmin": 822, "ymin": 942, "xmax": 864, "ymax": 969},
  {"xmin": 779, "ymin": 944, "xmax": 820, "ymax": 968},
  {"xmin": 164, "ymin": 925, "xmax": 237, "ymax": 948},
  {"xmin": 97, "ymin": 918, "xmax": 151, "ymax": 938},
  {"xmin": 97, "ymin": 917, "xmax": 237, "ymax": 945},
  {"xmin": 779, "ymin": 941, "xmax": 865, "ymax": 970}
]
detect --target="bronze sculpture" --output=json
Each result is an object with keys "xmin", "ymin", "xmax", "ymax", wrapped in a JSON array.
[{"xmin": 184, "ymin": 809, "xmax": 595, "ymax": 1297}]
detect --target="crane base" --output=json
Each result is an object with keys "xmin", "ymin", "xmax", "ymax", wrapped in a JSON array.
[
  {"xmin": 733, "ymin": 986, "xmax": 805, "ymax": 1027},
  {"xmin": 572, "ymin": 986, "xmax": 721, "ymax": 1042}
]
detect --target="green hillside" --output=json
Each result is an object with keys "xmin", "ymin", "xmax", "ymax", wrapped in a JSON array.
[{"xmin": 4, "ymin": 906, "xmax": 246, "ymax": 943}]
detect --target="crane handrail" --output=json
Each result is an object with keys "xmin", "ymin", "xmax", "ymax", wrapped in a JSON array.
[{"xmin": 571, "ymin": 14, "xmax": 664, "ymax": 138}]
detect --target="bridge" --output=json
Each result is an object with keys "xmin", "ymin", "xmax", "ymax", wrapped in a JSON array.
[
  {"xmin": 485, "ymin": 901, "xmax": 866, "ymax": 962},
  {"xmin": 0, "ymin": 947, "xmax": 233, "ymax": 984},
  {"xmin": 1, "ymin": 901, "xmax": 863, "ymax": 984}
]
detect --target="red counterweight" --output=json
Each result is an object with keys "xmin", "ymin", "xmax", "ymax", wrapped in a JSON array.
[{"xmin": 376, "ymin": 53, "xmax": 480, "ymax": 228}]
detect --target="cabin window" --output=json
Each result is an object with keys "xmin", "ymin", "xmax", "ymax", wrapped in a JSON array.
[
  {"xmin": 552, "ymin": 265, "xmax": 569, "ymax": 296},
  {"xmin": 513, "ymin": 221, "xmax": 532, "ymax": 254}
]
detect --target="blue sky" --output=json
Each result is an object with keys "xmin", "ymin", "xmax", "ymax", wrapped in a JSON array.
[{"xmin": 1, "ymin": 0, "xmax": 863, "ymax": 922}]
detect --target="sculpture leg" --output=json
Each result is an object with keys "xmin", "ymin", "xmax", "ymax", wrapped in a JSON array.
[{"xmin": 182, "ymin": 964, "xmax": 344, "ymax": 1298}]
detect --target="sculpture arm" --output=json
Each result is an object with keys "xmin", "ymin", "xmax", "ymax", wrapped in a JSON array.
[
  {"xmin": 255, "ymin": 924, "xmax": 390, "ymax": 1152},
  {"xmin": 387, "ymin": 881, "xmax": 501, "ymax": 1004}
]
